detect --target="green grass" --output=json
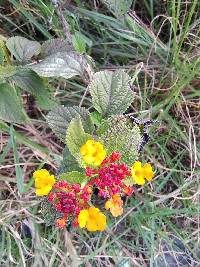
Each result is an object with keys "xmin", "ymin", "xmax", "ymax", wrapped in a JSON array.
[{"xmin": 0, "ymin": 0, "xmax": 200, "ymax": 266}]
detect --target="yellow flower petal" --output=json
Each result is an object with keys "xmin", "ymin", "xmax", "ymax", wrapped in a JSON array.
[
  {"xmin": 105, "ymin": 199, "xmax": 112, "ymax": 210},
  {"xmin": 133, "ymin": 161, "xmax": 142, "ymax": 170},
  {"xmin": 35, "ymin": 185, "xmax": 52, "ymax": 196},
  {"xmin": 143, "ymin": 163, "xmax": 154, "ymax": 181},
  {"xmin": 132, "ymin": 174, "xmax": 145, "ymax": 185},
  {"xmin": 78, "ymin": 210, "xmax": 89, "ymax": 228},
  {"xmin": 96, "ymin": 213, "xmax": 106, "ymax": 230}
]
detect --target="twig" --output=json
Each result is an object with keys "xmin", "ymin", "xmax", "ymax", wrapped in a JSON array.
[{"xmin": 51, "ymin": 0, "xmax": 72, "ymax": 42}]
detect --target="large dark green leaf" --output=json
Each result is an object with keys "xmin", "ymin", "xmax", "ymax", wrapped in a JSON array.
[{"xmin": 11, "ymin": 68, "xmax": 55, "ymax": 110}]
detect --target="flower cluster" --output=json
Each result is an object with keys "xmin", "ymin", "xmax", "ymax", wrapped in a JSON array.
[
  {"xmin": 47, "ymin": 181, "xmax": 92, "ymax": 228},
  {"xmin": 86, "ymin": 152, "xmax": 132, "ymax": 198},
  {"xmin": 33, "ymin": 138, "xmax": 155, "ymax": 231}
]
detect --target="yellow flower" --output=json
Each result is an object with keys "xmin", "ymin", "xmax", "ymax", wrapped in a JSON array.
[
  {"xmin": 105, "ymin": 194, "xmax": 123, "ymax": 217},
  {"xmin": 33, "ymin": 169, "xmax": 55, "ymax": 196},
  {"xmin": 131, "ymin": 161, "xmax": 154, "ymax": 185},
  {"xmin": 80, "ymin": 140, "xmax": 106, "ymax": 166},
  {"xmin": 78, "ymin": 207, "xmax": 106, "ymax": 231}
]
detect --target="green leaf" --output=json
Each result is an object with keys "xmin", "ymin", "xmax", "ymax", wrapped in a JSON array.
[
  {"xmin": 0, "ymin": 66, "xmax": 17, "ymax": 81},
  {"xmin": 57, "ymin": 146, "xmax": 82, "ymax": 175},
  {"xmin": 72, "ymin": 32, "xmax": 86, "ymax": 54},
  {"xmin": 66, "ymin": 117, "xmax": 92, "ymax": 160},
  {"xmin": 0, "ymin": 48, "xmax": 4, "ymax": 65},
  {"xmin": 10, "ymin": 68, "xmax": 54, "ymax": 110},
  {"xmin": 30, "ymin": 51, "xmax": 88, "ymax": 79},
  {"xmin": 10, "ymin": 126, "xmax": 25, "ymax": 194},
  {"xmin": 101, "ymin": 0, "xmax": 132, "ymax": 18},
  {"xmin": 89, "ymin": 70, "xmax": 135, "ymax": 117},
  {"xmin": 59, "ymin": 171, "xmax": 87, "ymax": 185},
  {"xmin": 41, "ymin": 197, "xmax": 62, "ymax": 226},
  {"xmin": 46, "ymin": 105, "xmax": 94, "ymax": 142},
  {"xmin": 6, "ymin": 36, "xmax": 41, "ymax": 62},
  {"xmin": 99, "ymin": 115, "xmax": 141, "ymax": 166},
  {"xmin": 123, "ymin": 176, "xmax": 134, "ymax": 187},
  {"xmin": 0, "ymin": 83, "xmax": 27, "ymax": 123},
  {"xmin": 90, "ymin": 111, "xmax": 103, "ymax": 127},
  {"xmin": 40, "ymin": 38, "xmax": 73, "ymax": 57}
]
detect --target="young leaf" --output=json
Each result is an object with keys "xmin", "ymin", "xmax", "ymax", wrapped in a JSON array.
[
  {"xmin": 89, "ymin": 70, "xmax": 134, "ymax": 117},
  {"xmin": 66, "ymin": 117, "xmax": 92, "ymax": 160},
  {"xmin": 72, "ymin": 32, "xmax": 86, "ymax": 54},
  {"xmin": 59, "ymin": 171, "xmax": 87, "ymax": 185},
  {"xmin": 46, "ymin": 105, "xmax": 94, "ymax": 142},
  {"xmin": 40, "ymin": 38, "xmax": 73, "ymax": 57},
  {"xmin": 30, "ymin": 51, "xmax": 88, "ymax": 79},
  {"xmin": 0, "ymin": 83, "xmax": 27, "ymax": 123},
  {"xmin": 10, "ymin": 68, "xmax": 55, "ymax": 110},
  {"xmin": 6, "ymin": 36, "xmax": 41, "ymax": 62}
]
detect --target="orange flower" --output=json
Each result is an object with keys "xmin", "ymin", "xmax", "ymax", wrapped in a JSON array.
[
  {"xmin": 56, "ymin": 215, "xmax": 67, "ymax": 228},
  {"xmin": 105, "ymin": 194, "xmax": 123, "ymax": 217}
]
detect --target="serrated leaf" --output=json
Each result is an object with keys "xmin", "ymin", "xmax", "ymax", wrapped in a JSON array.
[
  {"xmin": 10, "ymin": 68, "xmax": 55, "ymax": 110},
  {"xmin": 0, "ymin": 83, "xmax": 27, "ymax": 123},
  {"xmin": 6, "ymin": 36, "xmax": 41, "ymax": 62},
  {"xmin": 66, "ymin": 117, "xmax": 92, "ymax": 160},
  {"xmin": 41, "ymin": 38, "xmax": 73, "ymax": 57},
  {"xmin": 101, "ymin": 0, "xmax": 132, "ymax": 18},
  {"xmin": 30, "ymin": 51, "xmax": 87, "ymax": 79},
  {"xmin": 99, "ymin": 115, "xmax": 141, "ymax": 166},
  {"xmin": 46, "ymin": 105, "xmax": 94, "ymax": 142},
  {"xmin": 60, "ymin": 171, "xmax": 87, "ymax": 185},
  {"xmin": 72, "ymin": 32, "xmax": 86, "ymax": 54},
  {"xmin": 89, "ymin": 70, "xmax": 134, "ymax": 117}
]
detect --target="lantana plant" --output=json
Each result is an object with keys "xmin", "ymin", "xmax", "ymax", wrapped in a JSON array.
[{"xmin": 33, "ymin": 69, "xmax": 155, "ymax": 232}]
